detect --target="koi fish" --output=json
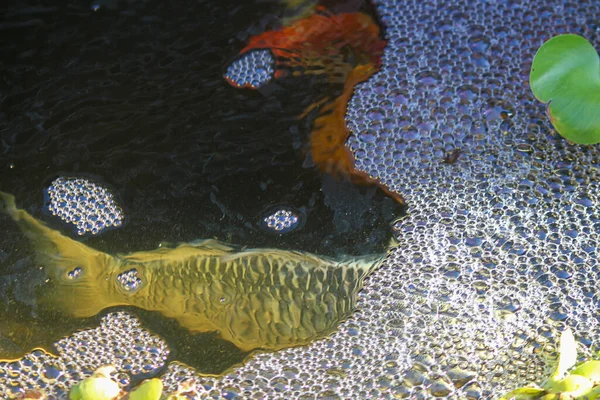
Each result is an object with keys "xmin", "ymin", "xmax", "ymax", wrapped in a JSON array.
[
  {"xmin": 225, "ymin": 5, "xmax": 403, "ymax": 205},
  {"xmin": 0, "ymin": 191, "xmax": 386, "ymax": 357}
]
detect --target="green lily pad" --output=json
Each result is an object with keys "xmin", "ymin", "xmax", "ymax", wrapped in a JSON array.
[{"xmin": 530, "ymin": 34, "xmax": 600, "ymax": 144}]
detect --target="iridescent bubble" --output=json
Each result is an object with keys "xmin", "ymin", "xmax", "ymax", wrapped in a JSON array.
[
  {"xmin": 43, "ymin": 177, "xmax": 125, "ymax": 236},
  {"xmin": 224, "ymin": 49, "xmax": 275, "ymax": 89},
  {"xmin": 260, "ymin": 207, "xmax": 303, "ymax": 234},
  {"xmin": 117, "ymin": 269, "xmax": 142, "ymax": 293},
  {"xmin": 67, "ymin": 267, "xmax": 83, "ymax": 280}
]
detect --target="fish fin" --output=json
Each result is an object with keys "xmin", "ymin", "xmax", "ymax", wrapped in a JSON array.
[
  {"xmin": 336, "ymin": 252, "xmax": 387, "ymax": 277},
  {"xmin": 219, "ymin": 247, "xmax": 316, "ymax": 265},
  {"xmin": 220, "ymin": 247, "xmax": 385, "ymax": 278},
  {"xmin": 0, "ymin": 191, "xmax": 107, "ymax": 269},
  {"xmin": 183, "ymin": 238, "xmax": 237, "ymax": 252},
  {"xmin": 119, "ymin": 247, "xmax": 176, "ymax": 262},
  {"xmin": 120, "ymin": 239, "xmax": 237, "ymax": 263},
  {"xmin": 0, "ymin": 191, "xmax": 118, "ymax": 318}
]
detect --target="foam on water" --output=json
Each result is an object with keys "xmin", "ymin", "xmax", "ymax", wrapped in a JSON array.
[{"xmin": 2, "ymin": 0, "xmax": 600, "ymax": 398}]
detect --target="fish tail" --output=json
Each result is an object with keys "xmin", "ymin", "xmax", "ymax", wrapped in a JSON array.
[{"xmin": 0, "ymin": 191, "xmax": 120, "ymax": 317}]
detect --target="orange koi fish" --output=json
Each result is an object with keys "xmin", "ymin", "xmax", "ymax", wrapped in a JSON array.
[{"xmin": 226, "ymin": 4, "xmax": 404, "ymax": 205}]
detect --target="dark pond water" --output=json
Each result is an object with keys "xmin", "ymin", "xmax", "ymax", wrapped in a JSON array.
[{"xmin": 0, "ymin": 0, "xmax": 403, "ymax": 377}]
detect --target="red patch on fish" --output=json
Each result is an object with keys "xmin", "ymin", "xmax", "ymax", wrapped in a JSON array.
[{"xmin": 227, "ymin": 5, "xmax": 404, "ymax": 205}]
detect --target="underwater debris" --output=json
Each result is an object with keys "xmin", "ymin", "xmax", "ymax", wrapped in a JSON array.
[
  {"xmin": 16, "ymin": 390, "xmax": 47, "ymax": 400},
  {"xmin": 0, "ymin": 191, "xmax": 387, "ymax": 363},
  {"xmin": 442, "ymin": 148, "xmax": 462, "ymax": 164}
]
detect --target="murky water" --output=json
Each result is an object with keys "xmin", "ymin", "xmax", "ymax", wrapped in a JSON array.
[
  {"xmin": 1, "ymin": 0, "xmax": 400, "ymax": 256},
  {"xmin": 0, "ymin": 0, "xmax": 402, "ymax": 389}
]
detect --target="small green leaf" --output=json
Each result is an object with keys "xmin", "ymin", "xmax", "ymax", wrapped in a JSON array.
[
  {"xmin": 571, "ymin": 360, "xmax": 600, "ymax": 384},
  {"xmin": 580, "ymin": 384, "xmax": 600, "ymax": 399},
  {"xmin": 530, "ymin": 34, "xmax": 600, "ymax": 144},
  {"xmin": 128, "ymin": 378, "xmax": 163, "ymax": 400},
  {"xmin": 545, "ymin": 374, "xmax": 593, "ymax": 396},
  {"xmin": 69, "ymin": 376, "xmax": 121, "ymax": 400},
  {"xmin": 69, "ymin": 366, "xmax": 121, "ymax": 400},
  {"xmin": 499, "ymin": 385, "xmax": 546, "ymax": 400},
  {"xmin": 544, "ymin": 327, "xmax": 578, "ymax": 388}
]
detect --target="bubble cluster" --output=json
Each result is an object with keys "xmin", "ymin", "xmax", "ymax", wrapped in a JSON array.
[
  {"xmin": 117, "ymin": 269, "xmax": 143, "ymax": 292},
  {"xmin": 66, "ymin": 267, "xmax": 82, "ymax": 280},
  {"xmin": 5, "ymin": 0, "xmax": 600, "ymax": 398},
  {"xmin": 44, "ymin": 177, "xmax": 124, "ymax": 236},
  {"xmin": 0, "ymin": 313, "xmax": 168, "ymax": 399},
  {"xmin": 224, "ymin": 49, "xmax": 275, "ymax": 89},
  {"xmin": 261, "ymin": 208, "xmax": 300, "ymax": 233}
]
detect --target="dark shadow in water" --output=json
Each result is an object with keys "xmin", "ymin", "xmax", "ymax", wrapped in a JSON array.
[
  {"xmin": 131, "ymin": 307, "xmax": 248, "ymax": 376},
  {"xmin": 0, "ymin": 0, "xmax": 403, "ymax": 257}
]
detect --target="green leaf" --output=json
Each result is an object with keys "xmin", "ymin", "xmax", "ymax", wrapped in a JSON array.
[
  {"xmin": 498, "ymin": 386, "xmax": 546, "ymax": 400},
  {"xmin": 69, "ymin": 366, "xmax": 121, "ymax": 400},
  {"xmin": 580, "ymin": 384, "xmax": 600, "ymax": 399},
  {"xmin": 69, "ymin": 376, "xmax": 121, "ymax": 400},
  {"xmin": 530, "ymin": 34, "xmax": 600, "ymax": 144},
  {"xmin": 543, "ymin": 327, "xmax": 578, "ymax": 388},
  {"xmin": 128, "ymin": 378, "xmax": 163, "ymax": 400},
  {"xmin": 545, "ymin": 374, "xmax": 593, "ymax": 396},
  {"xmin": 571, "ymin": 360, "xmax": 600, "ymax": 384}
]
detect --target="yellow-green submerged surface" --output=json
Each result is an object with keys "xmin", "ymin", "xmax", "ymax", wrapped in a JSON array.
[{"xmin": 0, "ymin": 191, "xmax": 384, "ymax": 362}]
